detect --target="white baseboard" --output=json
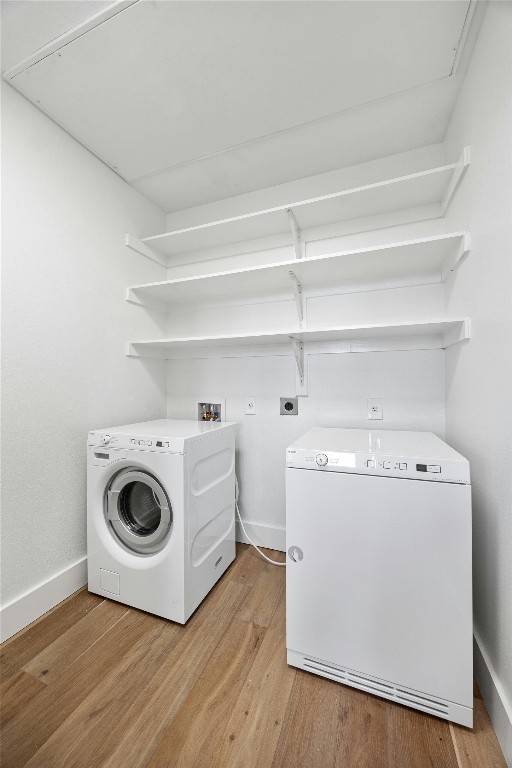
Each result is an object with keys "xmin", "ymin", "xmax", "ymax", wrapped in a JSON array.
[
  {"xmin": 235, "ymin": 519, "xmax": 286, "ymax": 552},
  {"xmin": 474, "ymin": 632, "xmax": 512, "ymax": 768},
  {"xmin": 0, "ymin": 557, "xmax": 88, "ymax": 643}
]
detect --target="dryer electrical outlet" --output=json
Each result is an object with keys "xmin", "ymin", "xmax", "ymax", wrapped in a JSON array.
[{"xmin": 281, "ymin": 397, "xmax": 298, "ymax": 415}]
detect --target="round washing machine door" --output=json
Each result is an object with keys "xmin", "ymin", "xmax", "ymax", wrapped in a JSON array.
[{"xmin": 106, "ymin": 468, "xmax": 172, "ymax": 555}]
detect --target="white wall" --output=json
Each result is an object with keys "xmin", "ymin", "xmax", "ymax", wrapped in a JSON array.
[
  {"xmin": 165, "ymin": 144, "xmax": 450, "ymax": 549},
  {"xmin": 1, "ymin": 83, "xmax": 168, "ymax": 636},
  {"xmin": 167, "ymin": 350, "xmax": 445, "ymax": 549},
  {"xmin": 442, "ymin": 3, "xmax": 512, "ymax": 763}
]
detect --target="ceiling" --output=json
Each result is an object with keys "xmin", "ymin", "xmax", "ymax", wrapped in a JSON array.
[
  {"xmin": 2, "ymin": 1, "xmax": 480, "ymax": 213},
  {"xmin": 0, "ymin": 1, "xmax": 117, "ymax": 70}
]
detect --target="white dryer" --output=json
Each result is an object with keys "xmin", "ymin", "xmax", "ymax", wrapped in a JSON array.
[
  {"xmin": 87, "ymin": 419, "xmax": 236, "ymax": 623},
  {"xmin": 286, "ymin": 428, "xmax": 473, "ymax": 727}
]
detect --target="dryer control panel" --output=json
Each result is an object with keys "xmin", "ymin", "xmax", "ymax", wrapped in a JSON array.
[{"xmin": 286, "ymin": 449, "xmax": 470, "ymax": 484}]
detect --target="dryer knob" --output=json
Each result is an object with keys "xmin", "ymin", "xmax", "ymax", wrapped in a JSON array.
[
  {"xmin": 316, "ymin": 453, "xmax": 328, "ymax": 466},
  {"xmin": 100, "ymin": 435, "xmax": 111, "ymax": 446}
]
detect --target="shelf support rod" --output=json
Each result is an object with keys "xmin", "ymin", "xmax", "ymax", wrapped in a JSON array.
[
  {"xmin": 287, "ymin": 208, "xmax": 304, "ymax": 260},
  {"xmin": 289, "ymin": 336, "xmax": 304, "ymax": 386},
  {"xmin": 288, "ymin": 271, "xmax": 304, "ymax": 327}
]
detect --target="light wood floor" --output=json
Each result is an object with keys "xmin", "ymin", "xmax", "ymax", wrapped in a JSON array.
[{"xmin": 0, "ymin": 544, "xmax": 506, "ymax": 768}]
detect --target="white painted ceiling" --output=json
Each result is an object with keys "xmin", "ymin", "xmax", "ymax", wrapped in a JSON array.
[
  {"xmin": 0, "ymin": 1, "xmax": 117, "ymax": 71},
  {"xmin": 2, "ymin": 0, "xmax": 478, "ymax": 213}
]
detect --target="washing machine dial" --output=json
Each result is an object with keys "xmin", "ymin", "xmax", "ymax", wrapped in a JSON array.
[
  {"xmin": 100, "ymin": 435, "xmax": 111, "ymax": 446},
  {"xmin": 316, "ymin": 453, "xmax": 328, "ymax": 466}
]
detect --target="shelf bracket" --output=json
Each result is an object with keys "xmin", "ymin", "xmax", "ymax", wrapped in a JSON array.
[
  {"xmin": 287, "ymin": 208, "xmax": 304, "ymax": 260},
  {"xmin": 289, "ymin": 336, "xmax": 306, "ymax": 392},
  {"xmin": 442, "ymin": 232, "xmax": 471, "ymax": 281},
  {"xmin": 289, "ymin": 336, "xmax": 304, "ymax": 383},
  {"xmin": 441, "ymin": 146, "xmax": 470, "ymax": 216},
  {"xmin": 125, "ymin": 233, "xmax": 167, "ymax": 268},
  {"xmin": 288, "ymin": 271, "xmax": 304, "ymax": 328}
]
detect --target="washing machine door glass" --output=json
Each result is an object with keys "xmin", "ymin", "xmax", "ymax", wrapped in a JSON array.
[{"xmin": 107, "ymin": 469, "xmax": 172, "ymax": 554}]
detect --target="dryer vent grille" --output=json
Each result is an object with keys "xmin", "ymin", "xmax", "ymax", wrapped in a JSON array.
[{"xmin": 302, "ymin": 657, "xmax": 449, "ymax": 716}]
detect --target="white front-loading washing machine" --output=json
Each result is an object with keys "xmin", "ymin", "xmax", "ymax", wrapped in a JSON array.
[{"xmin": 87, "ymin": 419, "xmax": 236, "ymax": 623}]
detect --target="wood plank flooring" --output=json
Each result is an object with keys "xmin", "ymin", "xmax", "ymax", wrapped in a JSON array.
[{"xmin": 0, "ymin": 544, "xmax": 507, "ymax": 768}]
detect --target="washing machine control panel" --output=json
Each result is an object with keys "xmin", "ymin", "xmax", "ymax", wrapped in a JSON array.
[
  {"xmin": 88, "ymin": 432, "xmax": 175, "ymax": 452},
  {"xmin": 128, "ymin": 438, "xmax": 170, "ymax": 449}
]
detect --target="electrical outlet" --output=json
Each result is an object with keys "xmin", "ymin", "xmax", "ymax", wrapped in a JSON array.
[
  {"xmin": 280, "ymin": 397, "xmax": 298, "ymax": 415},
  {"xmin": 245, "ymin": 397, "xmax": 256, "ymax": 415},
  {"xmin": 367, "ymin": 398, "xmax": 383, "ymax": 420}
]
